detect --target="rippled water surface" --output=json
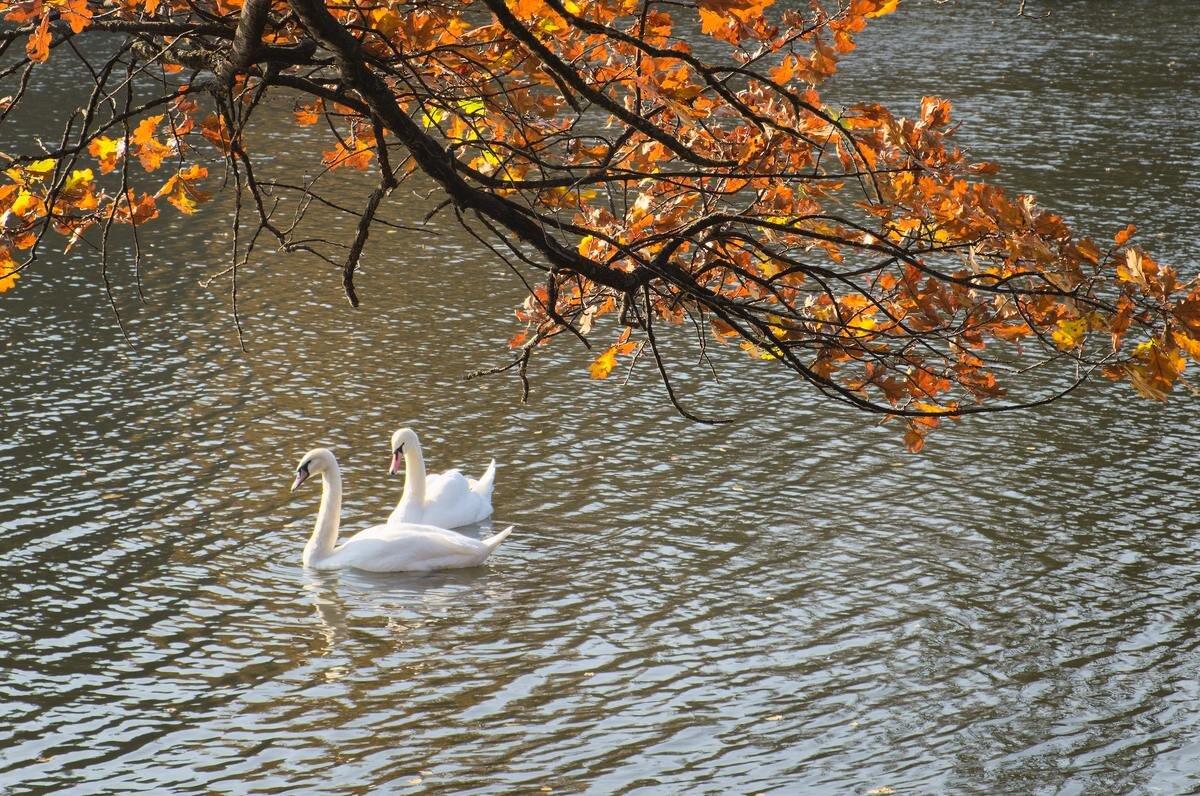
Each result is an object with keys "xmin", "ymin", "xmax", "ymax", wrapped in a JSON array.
[{"xmin": 3, "ymin": 2, "xmax": 1199, "ymax": 793}]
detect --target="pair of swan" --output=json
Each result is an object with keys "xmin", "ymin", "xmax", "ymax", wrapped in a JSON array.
[{"xmin": 290, "ymin": 429, "xmax": 508, "ymax": 572}]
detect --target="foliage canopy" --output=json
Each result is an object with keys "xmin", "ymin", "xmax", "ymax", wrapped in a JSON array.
[{"xmin": 2, "ymin": 0, "xmax": 1197, "ymax": 448}]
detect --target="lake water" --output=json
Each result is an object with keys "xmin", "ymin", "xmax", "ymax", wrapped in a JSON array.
[{"xmin": 2, "ymin": 1, "xmax": 1199, "ymax": 793}]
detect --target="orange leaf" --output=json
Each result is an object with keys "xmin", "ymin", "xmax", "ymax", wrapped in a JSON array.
[
  {"xmin": 903, "ymin": 421, "xmax": 926, "ymax": 453},
  {"xmin": 198, "ymin": 114, "xmax": 231, "ymax": 152},
  {"xmin": 112, "ymin": 191, "xmax": 159, "ymax": 225},
  {"xmin": 26, "ymin": 13, "xmax": 50, "ymax": 63},
  {"xmin": 3, "ymin": 0, "xmax": 42, "ymax": 24},
  {"xmin": 56, "ymin": 0, "xmax": 93, "ymax": 33},
  {"xmin": 697, "ymin": 0, "xmax": 774, "ymax": 23},
  {"xmin": 0, "ymin": 247, "xmax": 19, "ymax": 293},
  {"xmin": 155, "ymin": 164, "xmax": 210, "ymax": 214},
  {"xmin": 1114, "ymin": 223, "xmax": 1136, "ymax": 246},
  {"xmin": 88, "ymin": 136, "xmax": 125, "ymax": 174},
  {"xmin": 863, "ymin": 0, "xmax": 900, "ymax": 17},
  {"xmin": 131, "ymin": 115, "xmax": 174, "ymax": 171},
  {"xmin": 294, "ymin": 100, "xmax": 323, "ymax": 126},
  {"xmin": 322, "ymin": 139, "xmax": 374, "ymax": 170}
]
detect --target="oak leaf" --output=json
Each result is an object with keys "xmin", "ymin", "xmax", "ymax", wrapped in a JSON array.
[
  {"xmin": 88, "ymin": 136, "xmax": 125, "ymax": 174},
  {"xmin": 52, "ymin": 0, "xmax": 93, "ymax": 33},
  {"xmin": 131, "ymin": 115, "xmax": 174, "ymax": 171},
  {"xmin": 26, "ymin": 13, "xmax": 50, "ymax": 63},
  {"xmin": 0, "ymin": 247, "xmax": 18, "ymax": 293},
  {"xmin": 155, "ymin": 164, "xmax": 210, "ymax": 214},
  {"xmin": 590, "ymin": 346, "xmax": 618, "ymax": 379}
]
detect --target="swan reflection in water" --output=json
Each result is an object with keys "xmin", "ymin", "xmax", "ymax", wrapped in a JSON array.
[{"xmin": 300, "ymin": 561, "xmax": 514, "ymax": 657}]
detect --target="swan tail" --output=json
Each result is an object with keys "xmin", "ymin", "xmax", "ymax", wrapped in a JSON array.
[
  {"xmin": 473, "ymin": 459, "xmax": 497, "ymax": 498},
  {"xmin": 481, "ymin": 525, "xmax": 513, "ymax": 554}
]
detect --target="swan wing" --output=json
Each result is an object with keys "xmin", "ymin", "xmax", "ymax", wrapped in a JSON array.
[
  {"xmin": 352, "ymin": 521, "xmax": 461, "ymax": 542},
  {"xmin": 335, "ymin": 525, "xmax": 491, "ymax": 572},
  {"xmin": 424, "ymin": 469, "xmax": 471, "ymax": 504},
  {"xmin": 399, "ymin": 468, "xmax": 493, "ymax": 528},
  {"xmin": 467, "ymin": 460, "xmax": 497, "ymax": 500}
]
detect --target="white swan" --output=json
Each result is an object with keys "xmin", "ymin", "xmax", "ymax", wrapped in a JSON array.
[
  {"xmin": 387, "ymin": 428, "xmax": 495, "ymax": 528},
  {"xmin": 290, "ymin": 448, "xmax": 512, "ymax": 572}
]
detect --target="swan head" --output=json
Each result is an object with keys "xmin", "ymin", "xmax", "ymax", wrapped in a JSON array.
[
  {"xmin": 292, "ymin": 448, "xmax": 336, "ymax": 492},
  {"xmin": 389, "ymin": 428, "xmax": 420, "ymax": 475}
]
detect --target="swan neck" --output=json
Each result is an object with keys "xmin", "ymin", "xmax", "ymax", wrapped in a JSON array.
[
  {"xmin": 305, "ymin": 467, "xmax": 342, "ymax": 565},
  {"xmin": 399, "ymin": 442, "xmax": 426, "ymax": 508}
]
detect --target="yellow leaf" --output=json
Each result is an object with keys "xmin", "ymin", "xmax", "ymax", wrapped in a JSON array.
[
  {"xmin": 458, "ymin": 98, "xmax": 486, "ymax": 116},
  {"xmin": 10, "ymin": 189, "xmax": 44, "ymax": 217},
  {"xmin": 421, "ymin": 105, "xmax": 445, "ymax": 128},
  {"xmin": 26, "ymin": 158, "xmax": 54, "ymax": 176},
  {"xmin": 6, "ymin": 158, "xmax": 55, "ymax": 186},
  {"xmin": 61, "ymin": 168, "xmax": 97, "ymax": 209},
  {"xmin": 864, "ymin": 0, "xmax": 900, "ymax": 18},
  {"xmin": 1051, "ymin": 317, "xmax": 1087, "ymax": 349},
  {"xmin": 590, "ymin": 347, "xmax": 618, "ymax": 379}
]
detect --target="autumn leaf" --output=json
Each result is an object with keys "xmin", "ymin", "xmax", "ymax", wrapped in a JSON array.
[
  {"xmin": 1172, "ymin": 297, "xmax": 1200, "ymax": 337},
  {"xmin": 697, "ymin": 0, "xmax": 775, "ymax": 23},
  {"xmin": 112, "ymin": 191, "xmax": 159, "ymax": 225},
  {"xmin": 6, "ymin": 158, "xmax": 55, "ymax": 186},
  {"xmin": 322, "ymin": 138, "xmax": 374, "ymax": 170},
  {"xmin": 88, "ymin": 136, "xmax": 125, "ymax": 174},
  {"xmin": 59, "ymin": 168, "xmax": 98, "ymax": 210},
  {"xmin": 26, "ymin": 13, "xmax": 50, "ymax": 63},
  {"xmin": 1114, "ymin": 223, "xmax": 1136, "ymax": 246},
  {"xmin": 903, "ymin": 421, "xmax": 927, "ymax": 453},
  {"xmin": 10, "ymin": 189, "xmax": 46, "ymax": 218},
  {"xmin": 155, "ymin": 164, "xmax": 210, "ymax": 214},
  {"xmin": 590, "ymin": 346, "xmax": 618, "ymax": 379},
  {"xmin": 0, "ymin": 247, "xmax": 19, "ymax": 293},
  {"xmin": 1051, "ymin": 317, "xmax": 1087, "ymax": 350},
  {"xmin": 862, "ymin": 0, "xmax": 900, "ymax": 18},
  {"xmin": 293, "ymin": 101, "xmax": 322, "ymax": 126},
  {"xmin": 52, "ymin": 0, "xmax": 93, "ymax": 33},
  {"xmin": 2, "ymin": 0, "xmax": 41, "ymax": 24},
  {"xmin": 458, "ymin": 98, "xmax": 487, "ymax": 116},
  {"xmin": 130, "ymin": 115, "xmax": 174, "ymax": 171},
  {"xmin": 1116, "ymin": 248, "xmax": 1156, "ymax": 289},
  {"xmin": 198, "ymin": 114, "xmax": 232, "ymax": 151}
]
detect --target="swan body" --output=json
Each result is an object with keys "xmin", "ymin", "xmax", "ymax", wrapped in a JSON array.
[
  {"xmin": 291, "ymin": 448, "xmax": 511, "ymax": 572},
  {"xmin": 387, "ymin": 428, "xmax": 495, "ymax": 529}
]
